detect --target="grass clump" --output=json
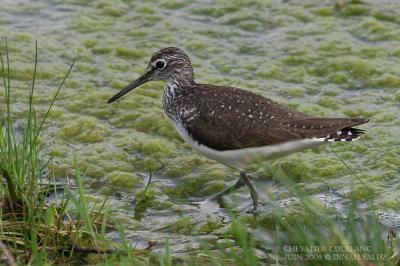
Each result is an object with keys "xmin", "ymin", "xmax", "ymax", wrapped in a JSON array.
[{"xmin": 0, "ymin": 40, "xmax": 115, "ymax": 264}]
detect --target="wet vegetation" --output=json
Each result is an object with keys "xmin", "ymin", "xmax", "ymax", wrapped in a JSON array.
[{"xmin": 0, "ymin": 0, "xmax": 399, "ymax": 265}]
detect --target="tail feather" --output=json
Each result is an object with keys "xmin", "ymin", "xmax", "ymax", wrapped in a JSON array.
[
  {"xmin": 322, "ymin": 127, "xmax": 366, "ymax": 142},
  {"xmin": 291, "ymin": 117, "xmax": 369, "ymax": 142}
]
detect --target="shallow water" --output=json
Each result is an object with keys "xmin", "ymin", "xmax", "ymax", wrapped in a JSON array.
[{"xmin": 0, "ymin": 0, "xmax": 399, "ymax": 262}]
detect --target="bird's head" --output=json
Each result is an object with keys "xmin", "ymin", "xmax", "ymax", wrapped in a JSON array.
[{"xmin": 108, "ymin": 47, "xmax": 194, "ymax": 103}]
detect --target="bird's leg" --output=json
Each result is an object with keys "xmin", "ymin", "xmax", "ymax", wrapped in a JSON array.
[
  {"xmin": 207, "ymin": 178, "xmax": 245, "ymax": 201},
  {"xmin": 239, "ymin": 171, "xmax": 260, "ymax": 215}
]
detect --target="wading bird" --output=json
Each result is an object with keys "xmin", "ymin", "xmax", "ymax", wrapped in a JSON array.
[{"xmin": 108, "ymin": 47, "xmax": 368, "ymax": 214}]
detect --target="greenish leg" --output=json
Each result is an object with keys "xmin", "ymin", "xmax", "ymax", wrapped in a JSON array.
[
  {"xmin": 207, "ymin": 171, "xmax": 260, "ymax": 215},
  {"xmin": 239, "ymin": 171, "xmax": 260, "ymax": 215}
]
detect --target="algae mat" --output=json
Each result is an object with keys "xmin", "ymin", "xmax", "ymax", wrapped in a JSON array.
[{"xmin": 0, "ymin": 0, "xmax": 399, "ymax": 262}]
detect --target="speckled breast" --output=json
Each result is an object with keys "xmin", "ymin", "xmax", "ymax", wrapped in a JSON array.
[{"xmin": 162, "ymin": 83, "xmax": 184, "ymax": 124}]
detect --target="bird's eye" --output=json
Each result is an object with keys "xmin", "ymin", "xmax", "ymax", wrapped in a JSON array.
[{"xmin": 155, "ymin": 59, "xmax": 166, "ymax": 70}]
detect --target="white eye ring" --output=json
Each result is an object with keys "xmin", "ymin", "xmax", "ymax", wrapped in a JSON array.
[{"xmin": 154, "ymin": 59, "xmax": 167, "ymax": 70}]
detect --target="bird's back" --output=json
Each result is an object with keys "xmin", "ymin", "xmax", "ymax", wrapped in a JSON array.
[{"xmin": 170, "ymin": 84, "xmax": 368, "ymax": 151}]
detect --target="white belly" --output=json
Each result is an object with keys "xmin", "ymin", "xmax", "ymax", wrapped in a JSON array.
[{"xmin": 172, "ymin": 121, "xmax": 323, "ymax": 170}]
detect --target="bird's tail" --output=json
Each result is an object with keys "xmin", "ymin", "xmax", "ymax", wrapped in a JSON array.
[{"xmin": 322, "ymin": 127, "xmax": 366, "ymax": 142}]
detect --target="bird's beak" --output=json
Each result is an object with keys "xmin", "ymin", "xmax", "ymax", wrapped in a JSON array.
[{"xmin": 107, "ymin": 68, "xmax": 153, "ymax": 104}]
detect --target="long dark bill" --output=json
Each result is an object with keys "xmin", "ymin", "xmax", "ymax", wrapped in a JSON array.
[{"xmin": 107, "ymin": 70, "xmax": 153, "ymax": 104}]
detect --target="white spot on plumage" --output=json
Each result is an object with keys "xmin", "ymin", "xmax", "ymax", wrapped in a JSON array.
[
  {"xmin": 249, "ymin": 114, "xmax": 253, "ymax": 118},
  {"xmin": 186, "ymin": 115, "xmax": 196, "ymax": 122}
]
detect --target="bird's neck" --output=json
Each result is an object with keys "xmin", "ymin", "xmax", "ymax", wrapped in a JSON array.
[
  {"xmin": 163, "ymin": 77, "xmax": 195, "ymax": 99},
  {"xmin": 168, "ymin": 65, "xmax": 196, "ymax": 87},
  {"xmin": 164, "ymin": 80, "xmax": 184, "ymax": 99}
]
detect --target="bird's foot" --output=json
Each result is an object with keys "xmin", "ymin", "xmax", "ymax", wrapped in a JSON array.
[{"xmin": 247, "ymin": 205, "xmax": 262, "ymax": 216}]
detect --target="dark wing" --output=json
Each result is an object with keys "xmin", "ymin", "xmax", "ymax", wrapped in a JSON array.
[
  {"xmin": 180, "ymin": 84, "xmax": 368, "ymax": 151},
  {"xmin": 245, "ymin": 117, "xmax": 368, "ymax": 145}
]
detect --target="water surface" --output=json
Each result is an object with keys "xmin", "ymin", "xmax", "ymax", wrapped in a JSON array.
[{"xmin": 0, "ymin": 0, "xmax": 399, "ymax": 262}]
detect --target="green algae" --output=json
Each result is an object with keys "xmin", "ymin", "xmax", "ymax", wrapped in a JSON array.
[
  {"xmin": 197, "ymin": 216, "xmax": 224, "ymax": 235},
  {"xmin": 139, "ymin": 139, "xmax": 173, "ymax": 157},
  {"xmin": 349, "ymin": 185, "xmax": 376, "ymax": 200},
  {"xmin": 160, "ymin": 1, "xmax": 186, "ymax": 10},
  {"xmin": 71, "ymin": 15, "xmax": 112, "ymax": 33},
  {"xmin": 311, "ymin": 56, "xmax": 377, "ymax": 81},
  {"xmin": 91, "ymin": 46, "xmax": 113, "ymax": 54},
  {"xmin": 339, "ymin": 4, "xmax": 369, "ymax": 17},
  {"xmin": 372, "ymin": 74, "xmax": 400, "ymax": 88},
  {"xmin": 75, "ymin": 63, "xmax": 100, "ymax": 74},
  {"xmin": 394, "ymin": 90, "xmax": 400, "ymax": 102},
  {"xmin": 318, "ymin": 96, "xmax": 339, "ymax": 109},
  {"xmin": 164, "ymin": 164, "xmax": 232, "ymax": 198},
  {"xmin": 372, "ymin": 10, "xmax": 400, "ymax": 23},
  {"xmin": 134, "ymin": 187, "xmax": 157, "ymax": 220},
  {"xmin": 392, "ymin": 47, "xmax": 400, "ymax": 57},
  {"xmin": 201, "ymin": 180, "xmax": 226, "ymax": 195},
  {"xmin": 278, "ymin": 159, "xmax": 311, "ymax": 182},
  {"xmin": 155, "ymin": 216, "xmax": 195, "ymax": 235},
  {"xmin": 1, "ymin": 0, "xmax": 400, "ymax": 261},
  {"xmin": 357, "ymin": 46, "xmax": 388, "ymax": 58},
  {"xmin": 107, "ymin": 171, "xmax": 141, "ymax": 188},
  {"xmin": 83, "ymin": 38, "xmax": 97, "ymax": 48},
  {"xmin": 162, "ymin": 156, "xmax": 205, "ymax": 177},
  {"xmin": 237, "ymin": 19, "xmax": 264, "ymax": 32},
  {"xmin": 380, "ymin": 199, "xmax": 400, "ymax": 210},
  {"xmin": 60, "ymin": 116, "xmax": 110, "ymax": 142},
  {"xmin": 351, "ymin": 17, "xmax": 400, "ymax": 42},
  {"xmin": 50, "ymin": 144, "xmax": 68, "ymax": 157},
  {"xmin": 116, "ymin": 47, "xmax": 145, "ymax": 59},
  {"xmin": 256, "ymin": 66, "xmax": 285, "ymax": 81},
  {"xmin": 311, "ymin": 7, "xmax": 333, "ymax": 17},
  {"xmin": 342, "ymin": 108, "xmax": 377, "ymax": 118},
  {"xmin": 101, "ymin": 5, "xmax": 126, "ymax": 17},
  {"xmin": 0, "ymin": 66, "xmax": 55, "ymax": 81},
  {"xmin": 190, "ymin": 5, "xmax": 240, "ymax": 18},
  {"xmin": 133, "ymin": 114, "xmax": 178, "ymax": 138}
]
